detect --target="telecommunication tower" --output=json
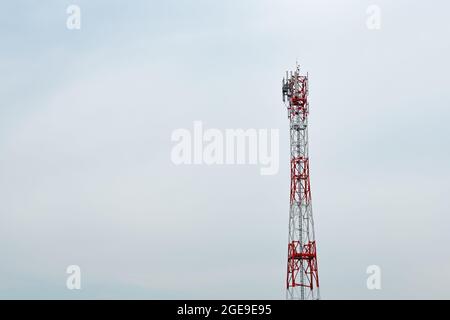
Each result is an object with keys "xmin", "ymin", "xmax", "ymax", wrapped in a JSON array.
[{"xmin": 282, "ymin": 64, "xmax": 320, "ymax": 300}]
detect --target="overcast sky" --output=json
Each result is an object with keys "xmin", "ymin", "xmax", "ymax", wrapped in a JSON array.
[{"xmin": 1, "ymin": 0, "xmax": 449, "ymax": 299}]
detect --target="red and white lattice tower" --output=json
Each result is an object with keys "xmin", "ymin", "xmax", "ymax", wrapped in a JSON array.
[{"xmin": 282, "ymin": 64, "xmax": 320, "ymax": 300}]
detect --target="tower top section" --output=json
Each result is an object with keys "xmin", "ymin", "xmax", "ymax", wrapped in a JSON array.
[
  {"xmin": 282, "ymin": 65, "xmax": 309, "ymax": 107},
  {"xmin": 282, "ymin": 66, "xmax": 309, "ymax": 123}
]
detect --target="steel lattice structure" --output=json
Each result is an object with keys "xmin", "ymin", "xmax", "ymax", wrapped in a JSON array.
[{"xmin": 282, "ymin": 65, "xmax": 320, "ymax": 300}]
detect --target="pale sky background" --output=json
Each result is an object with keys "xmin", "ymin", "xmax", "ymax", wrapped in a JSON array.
[{"xmin": 0, "ymin": 0, "xmax": 449, "ymax": 299}]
